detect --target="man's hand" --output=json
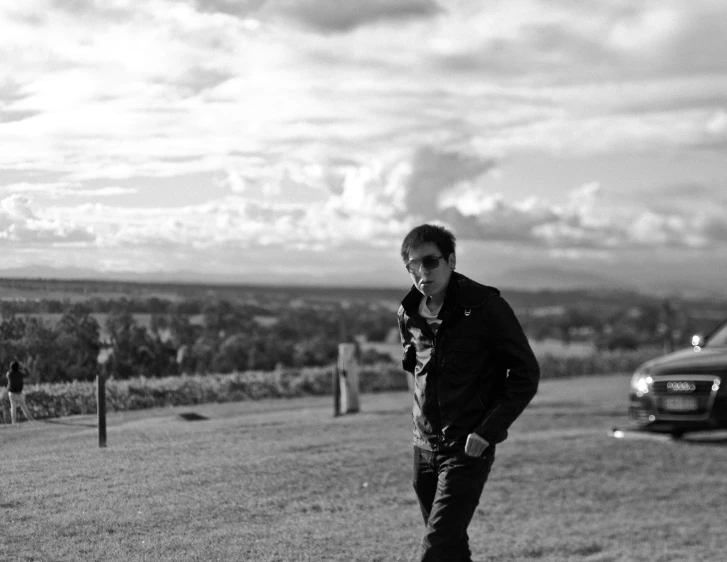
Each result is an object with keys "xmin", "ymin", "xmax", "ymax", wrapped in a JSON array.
[{"xmin": 464, "ymin": 432, "xmax": 489, "ymax": 457}]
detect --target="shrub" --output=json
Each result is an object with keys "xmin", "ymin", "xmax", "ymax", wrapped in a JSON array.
[
  {"xmin": 538, "ymin": 348, "xmax": 662, "ymax": 379},
  {"xmin": 5, "ymin": 350, "xmax": 663, "ymax": 421}
]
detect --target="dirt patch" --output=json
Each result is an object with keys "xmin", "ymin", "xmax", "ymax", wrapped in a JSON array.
[{"xmin": 177, "ymin": 412, "xmax": 209, "ymax": 422}]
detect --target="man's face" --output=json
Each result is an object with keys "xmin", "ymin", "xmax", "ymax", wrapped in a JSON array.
[{"xmin": 405, "ymin": 242, "xmax": 455, "ymax": 300}]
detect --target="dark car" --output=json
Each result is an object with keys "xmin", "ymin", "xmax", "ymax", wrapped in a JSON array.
[{"xmin": 629, "ymin": 321, "xmax": 727, "ymax": 436}]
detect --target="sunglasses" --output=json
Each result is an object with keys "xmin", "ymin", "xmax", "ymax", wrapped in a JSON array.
[{"xmin": 405, "ymin": 255, "xmax": 445, "ymax": 274}]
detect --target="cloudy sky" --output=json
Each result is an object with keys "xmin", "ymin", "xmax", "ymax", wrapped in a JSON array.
[{"xmin": 1, "ymin": 0, "xmax": 726, "ymax": 295}]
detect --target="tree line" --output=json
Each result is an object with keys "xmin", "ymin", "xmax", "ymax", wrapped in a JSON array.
[
  {"xmin": 2, "ymin": 288, "xmax": 723, "ymax": 383},
  {"xmin": 0, "ymin": 299, "xmax": 395, "ymax": 383}
]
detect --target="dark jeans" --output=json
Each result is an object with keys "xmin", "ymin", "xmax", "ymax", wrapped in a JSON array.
[{"xmin": 413, "ymin": 445, "xmax": 495, "ymax": 562}]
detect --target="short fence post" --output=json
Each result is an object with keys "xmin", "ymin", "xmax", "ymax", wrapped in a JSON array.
[
  {"xmin": 96, "ymin": 374, "xmax": 107, "ymax": 448},
  {"xmin": 337, "ymin": 343, "xmax": 360, "ymax": 415},
  {"xmin": 332, "ymin": 364, "xmax": 341, "ymax": 417}
]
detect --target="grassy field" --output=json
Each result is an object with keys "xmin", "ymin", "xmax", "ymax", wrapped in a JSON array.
[{"xmin": 1, "ymin": 374, "xmax": 726, "ymax": 562}]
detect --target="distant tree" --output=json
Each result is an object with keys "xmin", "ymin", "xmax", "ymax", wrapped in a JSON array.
[
  {"xmin": 188, "ymin": 336, "xmax": 216, "ymax": 374},
  {"xmin": 22, "ymin": 318, "xmax": 61, "ymax": 382},
  {"xmin": 0, "ymin": 317, "xmax": 53, "ymax": 380},
  {"xmin": 0, "ymin": 316, "xmax": 30, "ymax": 374},
  {"xmin": 105, "ymin": 309, "xmax": 158, "ymax": 378},
  {"xmin": 291, "ymin": 335, "xmax": 338, "ymax": 367},
  {"xmin": 53, "ymin": 304, "xmax": 102, "ymax": 381},
  {"xmin": 0, "ymin": 315, "xmax": 27, "ymax": 342},
  {"xmin": 39, "ymin": 299, "xmax": 66, "ymax": 313},
  {"xmin": 211, "ymin": 333, "xmax": 249, "ymax": 373},
  {"xmin": 166, "ymin": 309, "xmax": 202, "ymax": 349},
  {"xmin": 146, "ymin": 297, "xmax": 170, "ymax": 314},
  {"xmin": 360, "ymin": 348, "xmax": 394, "ymax": 365},
  {"xmin": 555, "ymin": 308, "xmax": 602, "ymax": 344},
  {"xmin": 203, "ymin": 300, "xmax": 243, "ymax": 338}
]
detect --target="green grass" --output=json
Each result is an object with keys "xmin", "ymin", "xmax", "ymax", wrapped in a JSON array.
[{"xmin": 1, "ymin": 375, "xmax": 726, "ymax": 562}]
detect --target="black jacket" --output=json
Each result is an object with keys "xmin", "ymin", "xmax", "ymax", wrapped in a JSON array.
[
  {"xmin": 398, "ymin": 272, "xmax": 540, "ymax": 451},
  {"xmin": 6, "ymin": 369, "xmax": 25, "ymax": 393}
]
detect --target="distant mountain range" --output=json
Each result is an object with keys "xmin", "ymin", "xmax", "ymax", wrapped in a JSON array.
[
  {"xmin": 0, "ymin": 263, "xmax": 722, "ymax": 301},
  {"xmin": 491, "ymin": 265, "xmax": 725, "ymax": 301},
  {"xmin": 0, "ymin": 265, "xmax": 244, "ymax": 285},
  {"xmin": 492, "ymin": 265, "xmax": 631, "ymax": 292}
]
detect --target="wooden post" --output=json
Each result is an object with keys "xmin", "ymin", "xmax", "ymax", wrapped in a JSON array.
[
  {"xmin": 662, "ymin": 299, "xmax": 675, "ymax": 353},
  {"xmin": 96, "ymin": 374, "xmax": 107, "ymax": 448},
  {"xmin": 332, "ymin": 364, "xmax": 341, "ymax": 417},
  {"xmin": 337, "ymin": 343, "xmax": 360, "ymax": 414}
]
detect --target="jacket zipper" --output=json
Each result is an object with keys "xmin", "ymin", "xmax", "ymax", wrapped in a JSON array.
[{"xmin": 433, "ymin": 329, "xmax": 445, "ymax": 450}]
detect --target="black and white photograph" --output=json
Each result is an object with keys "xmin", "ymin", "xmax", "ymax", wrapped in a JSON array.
[{"xmin": 1, "ymin": 1, "xmax": 726, "ymax": 560}]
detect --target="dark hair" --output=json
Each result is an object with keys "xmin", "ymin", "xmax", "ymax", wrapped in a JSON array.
[
  {"xmin": 400, "ymin": 224, "xmax": 456, "ymax": 262},
  {"xmin": 10, "ymin": 361, "xmax": 19, "ymax": 372}
]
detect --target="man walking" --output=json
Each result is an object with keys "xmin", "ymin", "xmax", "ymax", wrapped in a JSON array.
[
  {"xmin": 397, "ymin": 224, "xmax": 540, "ymax": 561},
  {"xmin": 5, "ymin": 361, "xmax": 34, "ymax": 424}
]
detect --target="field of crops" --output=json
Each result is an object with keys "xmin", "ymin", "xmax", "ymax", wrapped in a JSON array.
[{"xmin": 2, "ymin": 374, "xmax": 726, "ymax": 561}]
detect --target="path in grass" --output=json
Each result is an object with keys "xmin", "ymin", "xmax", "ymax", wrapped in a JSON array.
[{"xmin": 1, "ymin": 374, "xmax": 726, "ymax": 562}]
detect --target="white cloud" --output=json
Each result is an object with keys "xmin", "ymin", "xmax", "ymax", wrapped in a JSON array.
[
  {"xmin": 72, "ymin": 187, "xmax": 138, "ymax": 197},
  {"xmin": 259, "ymin": 0, "xmax": 442, "ymax": 34},
  {"xmin": 628, "ymin": 211, "xmax": 694, "ymax": 247},
  {"xmin": 438, "ymin": 190, "xmax": 505, "ymax": 216},
  {"xmin": 561, "ymin": 182, "xmax": 609, "ymax": 228},
  {"xmin": 223, "ymin": 167, "xmax": 246, "ymax": 193},
  {"xmin": 706, "ymin": 110, "xmax": 727, "ymax": 135},
  {"xmin": 3, "ymin": 0, "xmax": 725, "ymax": 193},
  {"xmin": 1, "ymin": 194, "xmax": 35, "ymax": 219},
  {"xmin": 403, "ymin": 147, "xmax": 498, "ymax": 217},
  {"xmin": 1, "ymin": 183, "xmax": 138, "ymax": 197},
  {"xmin": 433, "ymin": 181, "xmax": 727, "ymax": 252},
  {"xmin": 0, "ymin": 195, "xmax": 96, "ymax": 245},
  {"xmin": 0, "ymin": 0, "xmax": 726, "ymax": 289},
  {"xmin": 607, "ymin": 7, "xmax": 680, "ymax": 52}
]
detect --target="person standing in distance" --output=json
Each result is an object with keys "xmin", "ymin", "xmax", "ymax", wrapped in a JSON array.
[
  {"xmin": 6, "ymin": 361, "xmax": 34, "ymax": 424},
  {"xmin": 397, "ymin": 224, "xmax": 540, "ymax": 562}
]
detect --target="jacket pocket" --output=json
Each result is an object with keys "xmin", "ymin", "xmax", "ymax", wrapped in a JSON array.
[
  {"xmin": 450, "ymin": 338, "xmax": 481, "ymax": 353},
  {"xmin": 443, "ymin": 338, "xmax": 485, "ymax": 384}
]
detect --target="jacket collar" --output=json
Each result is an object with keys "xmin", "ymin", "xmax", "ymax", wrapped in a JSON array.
[{"xmin": 401, "ymin": 272, "xmax": 500, "ymax": 316}]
